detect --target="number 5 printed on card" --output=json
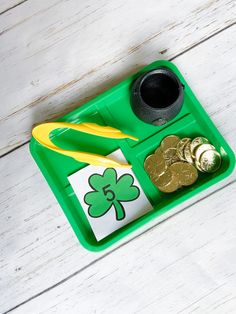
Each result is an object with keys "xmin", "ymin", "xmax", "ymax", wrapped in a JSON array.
[{"xmin": 84, "ymin": 168, "xmax": 140, "ymax": 221}]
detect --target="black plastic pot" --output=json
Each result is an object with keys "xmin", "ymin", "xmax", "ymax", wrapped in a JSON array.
[{"xmin": 131, "ymin": 67, "xmax": 184, "ymax": 125}]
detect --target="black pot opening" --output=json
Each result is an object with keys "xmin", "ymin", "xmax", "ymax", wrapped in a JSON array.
[{"xmin": 140, "ymin": 73, "xmax": 180, "ymax": 109}]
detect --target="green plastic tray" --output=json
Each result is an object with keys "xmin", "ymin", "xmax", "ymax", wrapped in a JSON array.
[{"xmin": 30, "ymin": 60, "xmax": 235, "ymax": 251}]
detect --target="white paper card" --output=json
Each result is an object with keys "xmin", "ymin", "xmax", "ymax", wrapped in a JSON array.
[{"xmin": 68, "ymin": 149, "xmax": 152, "ymax": 241}]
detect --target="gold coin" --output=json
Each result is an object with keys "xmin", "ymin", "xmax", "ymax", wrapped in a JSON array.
[
  {"xmin": 169, "ymin": 162, "xmax": 198, "ymax": 186},
  {"xmin": 184, "ymin": 142, "xmax": 194, "ymax": 164},
  {"xmin": 163, "ymin": 148, "xmax": 180, "ymax": 166},
  {"xmin": 177, "ymin": 138, "xmax": 191, "ymax": 161},
  {"xmin": 144, "ymin": 154, "xmax": 157, "ymax": 172},
  {"xmin": 158, "ymin": 176, "xmax": 179, "ymax": 193},
  {"xmin": 161, "ymin": 135, "xmax": 180, "ymax": 152},
  {"xmin": 144, "ymin": 153, "xmax": 165, "ymax": 169},
  {"xmin": 152, "ymin": 169, "xmax": 172, "ymax": 187},
  {"xmin": 190, "ymin": 137, "xmax": 209, "ymax": 158},
  {"xmin": 149, "ymin": 159, "xmax": 167, "ymax": 178},
  {"xmin": 195, "ymin": 159, "xmax": 205, "ymax": 172},
  {"xmin": 144, "ymin": 152, "xmax": 167, "ymax": 177},
  {"xmin": 155, "ymin": 146, "xmax": 163, "ymax": 155},
  {"xmin": 199, "ymin": 149, "xmax": 221, "ymax": 173},
  {"xmin": 195, "ymin": 144, "xmax": 215, "ymax": 161}
]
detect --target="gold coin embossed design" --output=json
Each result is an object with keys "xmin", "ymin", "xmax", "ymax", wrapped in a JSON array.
[
  {"xmin": 163, "ymin": 148, "xmax": 179, "ymax": 166},
  {"xmin": 144, "ymin": 154, "xmax": 156, "ymax": 172},
  {"xmin": 170, "ymin": 162, "xmax": 198, "ymax": 186},
  {"xmin": 155, "ymin": 148, "xmax": 166, "ymax": 166},
  {"xmin": 190, "ymin": 137, "xmax": 209, "ymax": 157},
  {"xmin": 177, "ymin": 138, "xmax": 191, "ymax": 160},
  {"xmin": 161, "ymin": 135, "xmax": 180, "ymax": 152},
  {"xmin": 144, "ymin": 154, "xmax": 166, "ymax": 177},
  {"xmin": 150, "ymin": 161, "xmax": 167, "ymax": 178},
  {"xmin": 184, "ymin": 142, "xmax": 194, "ymax": 164},
  {"xmin": 200, "ymin": 150, "xmax": 221, "ymax": 173},
  {"xmin": 152, "ymin": 169, "xmax": 172, "ymax": 188},
  {"xmin": 155, "ymin": 146, "xmax": 163, "ymax": 155},
  {"xmin": 195, "ymin": 159, "xmax": 205, "ymax": 172},
  {"xmin": 195, "ymin": 144, "xmax": 215, "ymax": 162},
  {"xmin": 158, "ymin": 176, "xmax": 179, "ymax": 193}
]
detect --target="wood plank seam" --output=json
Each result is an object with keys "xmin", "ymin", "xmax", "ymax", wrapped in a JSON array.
[
  {"xmin": 1, "ymin": 22, "xmax": 234, "ymax": 125},
  {"xmin": 0, "ymin": 0, "xmax": 28, "ymax": 16},
  {"xmin": 1, "ymin": 7, "xmax": 235, "ymax": 312},
  {"xmin": 3, "ymin": 178, "xmax": 235, "ymax": 314},
  {"xmin": 0, "ymin": 21, "xmax": 235, "ymax": 159},
  {"xmin": 1, "ymin": 0, "xmax": 235, "ymax": 156},
  {"xmin": 0, "ymin": 0, "xmax": 63, "ymax": 36}
]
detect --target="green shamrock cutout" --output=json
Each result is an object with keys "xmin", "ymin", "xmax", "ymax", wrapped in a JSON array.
[{"xmin": 84, "ymin": 168, "xmax": 140, "ymax": 221}]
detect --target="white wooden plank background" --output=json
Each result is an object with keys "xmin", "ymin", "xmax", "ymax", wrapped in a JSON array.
[
  {"xmin": 0, "ymin": 0, "xmax": 26, "ymax": 14},
  {"xmin": 0, "ymin": 0, "xmax": 235, "ymax": 313},
  {"xmin": 0, "ymin": 0, "xmax": 235, "ymax": 155}
]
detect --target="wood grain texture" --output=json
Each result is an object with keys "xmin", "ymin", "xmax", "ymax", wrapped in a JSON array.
[
  {"xmin": 0, "ymin": 0, "xmax": 235, "ymax": 155},
  {"xmin": 1, "ymin": 24, "xmax": 236, "ymax": 313},
  {"xmin": 7, "ymin": 181, "xmax": 236, "ymax": 314},
  {"xmin": 0, "ymin": 0, "xmax": 26, "ymax": 15}
]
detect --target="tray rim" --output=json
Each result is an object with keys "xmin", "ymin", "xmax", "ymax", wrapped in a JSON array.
[{"xmin": 30, "ymin": 60, "xmax": 236, "ymax": 252}]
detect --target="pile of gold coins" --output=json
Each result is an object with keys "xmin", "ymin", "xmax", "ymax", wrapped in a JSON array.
[{"xmin": 144, "ymin": 135, "xmax": 221, "ymax": 193}]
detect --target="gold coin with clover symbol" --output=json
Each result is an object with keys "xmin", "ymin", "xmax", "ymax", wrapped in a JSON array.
[{"xmin": 84, "ymin": 168, "xmax": 140, "ymax": 221}]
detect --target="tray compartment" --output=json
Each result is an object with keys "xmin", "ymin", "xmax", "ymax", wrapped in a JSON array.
[{"xmin": 30, "ymin": 60, "xmax": 235, "ymax": 251}]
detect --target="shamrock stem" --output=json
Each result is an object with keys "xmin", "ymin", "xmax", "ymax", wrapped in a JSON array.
[{"xmin": 113, "ymin": 201, "xmax": 126, "ymax": 221}]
